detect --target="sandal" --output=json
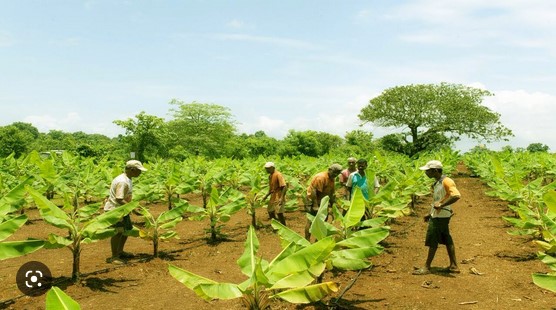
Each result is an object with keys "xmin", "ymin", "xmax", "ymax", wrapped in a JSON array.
[
  {"xmin": 443, "ymin": 266, "xmax": 460, "ymax": 273},
  {"xmin": 119, "ymin": 251, "xmax": 135, "ymax": 259},
  {"xmin": 412, "ymin": 268, "xmax": 430, "ymax": 275}
]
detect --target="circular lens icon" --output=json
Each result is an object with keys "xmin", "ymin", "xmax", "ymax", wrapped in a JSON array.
[{"xmin": 16, "ymin": 261, "xmax": 52, "ymax": 296}]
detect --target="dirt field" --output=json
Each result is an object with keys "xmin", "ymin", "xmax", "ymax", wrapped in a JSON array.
[{"xmin": 1, "ymin": 165, "xmax": 556, "ymax": 310}]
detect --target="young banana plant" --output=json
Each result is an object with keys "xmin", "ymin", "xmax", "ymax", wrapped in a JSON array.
[
  {"xmin": 187, "ymin": 186, "xmax": 246, "ymax": 242},
  {"xmin": 0, "ymin": 178, "xmax": 44, "ymax": 260},
  {"xmin": 137, "ymin": 201, "xmax": 188, "ymax": 258},
  {"xmin": 27, "ymin": 186, "xmax": 139, "ymax": 282},
  {"xmin": 532, "ymin": 191, "xmax": 556, "ymax": 293},
  {"xmin": 273, "ymin": 188, "xmax": 390, "ymax": 271},
  {"xmin": 169, "ymin": 225, "xmax": 338, "ymax": 309}
]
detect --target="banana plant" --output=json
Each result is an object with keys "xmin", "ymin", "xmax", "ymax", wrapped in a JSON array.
[
  {"xmin": 27, "ymin": 186, "xmax": 139, "ymax": 282},
  {"xmin": 169, "ymin": 225, "xmax": 338, "ymax": 309},
  {"xmin": 137, "ymin": 201, "xmax": 188, "ymax": 257},
  {"xmin": 532, "ymin": 191, "xmax": 556, "ymax": 292},
  {"xmin": 0, "ymin": 178, "xmax": 44, "ymax": 260},
  {"xmin": 273, "ymin": 188, "xmax": 389, "ymax": 271},
  {"xmin": 46, "ymin": 286, "xmax": 81, "ymax": 310},
  {"xmin": 187, "ymin": 186, "xmax": 246, "ymax": 242},
  {"xmin": 240, "ymin": 170, "xmax": 266, "ymax": 228}
]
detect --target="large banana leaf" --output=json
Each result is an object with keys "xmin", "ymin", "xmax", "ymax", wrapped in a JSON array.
[
  {"xmin": 532, "ymin": 273, "xmax": 556, "ymax": 293},
  {"xmin": 0, "ymin": 214, "xmax": 27, "ymax": 241},
  {"xmin": 46, "ymin": 286, "xmax": 81, "ymax": 310},
  {"xmin": 0, "ymin": 177, "xmax": 33, "ymax": 216},
  {"xmin": 82, "ymin": 202, "xmax": 139, "ymax": 235},
  {"xmin": 272, "ymin": 282, "xmax": 338, "ymax": 304},
  {"xmin": 309, "ymin": 196, "xmax": 330, "ymax": 240},
  {"xmin": 237, "ymin": 225, "xmax": 260, "ymax": 276},
  {"xmin": 344, "ymin": 187, "xmax": 366, "ymax": 228},
  {"xmin": 168, "ymin": 264, "xmax": 242, "ymax": 301},
  {"xmin": 267, "ymin": 237, "xmax": 335, "ymax": 281},
  {"xmin": 27, "ymin": 187, "xmax": 73, "ymax": 230},
  {"xmin": 0, "ymin": 239, "xmax": 44, "ymax": 260}
]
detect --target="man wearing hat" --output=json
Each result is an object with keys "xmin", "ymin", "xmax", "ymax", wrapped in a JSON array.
[
  {"xmin": 262, "ymin": 162, "xmax": 287, "ymax": 225},
  {"xmin": 104, "ymin": 159, "xmax": 147, "ymax": 264},
  {"xmin": 413, "ymin": 160, "xmax": 461, "ymax": 275},
  {"xmin": 304, "ymin": 163, "xmax": 343, "ymax": 240}
]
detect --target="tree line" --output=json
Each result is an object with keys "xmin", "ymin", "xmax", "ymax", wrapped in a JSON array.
[{"xmin": 0, "ymin": 83, "xmax": 518, "ymax": 161}]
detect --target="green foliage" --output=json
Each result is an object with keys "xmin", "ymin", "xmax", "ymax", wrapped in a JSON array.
[
  {"xmin": 167, "ymin": 100, "xmax": 237, "ymax": 158},
  {"xmin": 527, "ymin": 143, "xmax": 550, "ymax": 153},
  {"xmin": 27, "ymin": 186, "xmax": 139, "ymax": 281},
  {"xmin": 138, "ymin": 202, "xmax": 187, "ymax": 257},
  {"xmin": 187, "ymin": 186, "xmax": 246, "ymax": 242},
  {"xmin": 113, "ymin": 111, "xmax": 167, "ymax": 162},
  {"xmin": 359, "ymin": 82, "xmax": 513, "ymax": 155},
  {"xmin": 46, "ymin": 286, "xmax": 81, "ymax": 310},
  {"xmin": 169, "ymin": 226, "xmax": 338, "ymax": 308}
]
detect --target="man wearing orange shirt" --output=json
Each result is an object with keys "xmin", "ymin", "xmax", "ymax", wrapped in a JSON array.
[
  {"xmin": 304, "ymin": 163, "xmax": 342, "ymax": 240},
  {"xmin": 263, "ymin": 162, "xmax": 288, "ymax": 225}
]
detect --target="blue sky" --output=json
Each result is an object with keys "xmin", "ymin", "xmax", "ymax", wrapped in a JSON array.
[{"xmin": 1, "ymin": 1, "xmax": 556, "ymax": 152}]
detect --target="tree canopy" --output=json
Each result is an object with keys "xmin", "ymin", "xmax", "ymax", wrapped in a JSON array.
[
  {"xmin": 359, "ymin": 83, "xmax": 513, "ymax": 156},
  {"xmin": 166, "ymin": 100, "xmax": 237, "ymax": 158}
]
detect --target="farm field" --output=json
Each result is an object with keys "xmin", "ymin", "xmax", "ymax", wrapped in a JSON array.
[{"xmin": 1, "ymin": 164, "xmax": 556, "ymax": 309}]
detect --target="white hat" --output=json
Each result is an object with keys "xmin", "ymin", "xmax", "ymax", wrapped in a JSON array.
[
  {"xmin": 264, "ymin": 162, "xmax": 275, "ymax": 168},
  {"xmin": 126, "ymin": 160, "xmax": 147, "ymax": 171},
  {"xmin": 419, "ymin": 160, "xmax": 443, "ymax": 171}
]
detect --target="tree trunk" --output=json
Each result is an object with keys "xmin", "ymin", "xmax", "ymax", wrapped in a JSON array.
[{"xmin": 72, "ymin": 243, "xmax": 81, "ymax": 282}]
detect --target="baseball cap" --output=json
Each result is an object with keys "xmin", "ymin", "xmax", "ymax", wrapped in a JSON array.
[
  {"xmin": 419, "ymin": 160, "xmax": 443, "ymax": 171},
  {"xmin": 264, "ymin": 162, "xmax": 275, "ymax": 168},
  {"xmin": 126, "ymin": 160, "xmax": 147, "ymax": 171}
]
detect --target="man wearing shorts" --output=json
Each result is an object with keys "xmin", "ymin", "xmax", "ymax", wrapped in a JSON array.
[
  {"xmin": 413, "ymin": 160, "xmax": 461, "ymax": 275},
  {"xmin": 104, "ymin": 160, "xmax": 146, "ymax": 264}
]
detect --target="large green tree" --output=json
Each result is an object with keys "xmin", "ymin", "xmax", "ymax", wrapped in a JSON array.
[
  {"xmin": 113, "ymin": 111, "xmax": 167, "ymax": 162},
  {"xmin": 166, "ymin": 100, "xmax": 237, "ymax": 158},
  {"xmin": 280, "ymin": 130, "xmax": 343, "ymax": 157},
  {"xmin": 0, "ymin": 122, "xmax": 39, "ymax": 157},
  {"xmin": 359, "ymin": 83, "xmax": 513, "ymax": 155}
]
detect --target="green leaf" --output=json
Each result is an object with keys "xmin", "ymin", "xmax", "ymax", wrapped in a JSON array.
[
  {"xmin": 544, "ymin": 191, "xmax": 556, "ymax": 215},
  {"xmin": 345, "ymin": 187, "xmax": 366, "ymax": 228},
  {"xmin": 237, "ymin": 226, "xmax": 259, "ymax": 277},
  {"xmin": 309, "ymin": 196, "xmax": 329, "ymax": 240},
  {"xmin": 0, "ymin": 177, "xmax": 34, "ymax": 216},
  {"xmin": 27, "ymin": 187, "xmax": 72, "ymax": 230},
  {"xmin": 159, "ymin": 217, "xmax": 183, "ymax": 230},
  {"xmin": 196, "ymin": 283, "xmax": 243, "ymax": 300},
  {"xmin": 46, "ymin": 286, "xmax": 81, "ymax": 310},
  {"xmin": 272, "ymin": 282, "xmax": 338, "ymax": 304},
  {"xmin": 157, "ymin": 203, "xmax": 188, "ymax": 223},
  {"xmin": 0, "ymin": 239, "xmax": 44, "ymax": 260},
  {"xmin": 82, "ymin": 202, "xmax": 139, "ymax": 235},
  {"xmin": 268, "ymin": 237, "xmax": 335, "ymax": 282},
  {"xmin": 168, "ymin": 264, "xmax": 242, "ymax": 301},
  {"xmin": 0, "ymin": 214, "xmax": 28, "ymax": 241},
  {"xmin": 532, "ymin": 273, "xmax": 556, "ymax": 293}
]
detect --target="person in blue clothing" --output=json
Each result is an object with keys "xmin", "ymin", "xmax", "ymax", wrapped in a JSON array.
[{"xmin": 345, "ymin": 158, "xmax": 380, "ymax": 200}]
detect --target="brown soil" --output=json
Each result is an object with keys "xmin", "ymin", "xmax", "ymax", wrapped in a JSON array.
[{"xmin": 2, "ymin": 164, "xmax": 556, "ymax": 310}]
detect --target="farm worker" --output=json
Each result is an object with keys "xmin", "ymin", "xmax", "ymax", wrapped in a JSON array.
[
  {"xmin": 339, "ymin": 157, "xmax": 357, "ymax": 199},
  {"xmin": 262, "ymin": 162, "xmax": 287, "ymax": 226},
  {"xmin": 345, "ymin": 158, "xmax": 380, "ymax": 201},
  {"xmin": 305, "ymin": 163, "xmax": 343, "ymax": 240},
  {"xmin": 413, "ymin": 160, "xmax": 461, "ymax": 275},
  {"xmin": 104, "ymin": 159, "xmax": 147, "ymax": 264}
]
